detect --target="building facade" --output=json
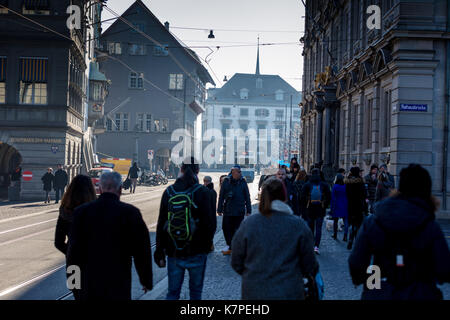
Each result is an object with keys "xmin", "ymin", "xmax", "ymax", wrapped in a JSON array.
[
  {"xmin": 0, "ymin": 0, "xmax": 105, "ymax": 200},
  {"xmin": 205, "ymin": 52, "xmax": 301, "ymax": 169},
  {"xmin": 96, "ymin": 0, "xmax": 214, "ymax": 172},
  {"xmin": 300, "ymin": 0, "xmax": 450, "ymax": 214}
]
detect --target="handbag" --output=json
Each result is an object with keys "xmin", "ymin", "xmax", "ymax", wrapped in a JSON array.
[
  {"xmin": 123, "ymin": 178, "xmax": 131, "ymax": 190},
  {"xmin": 304, "ymin": 271, "xmax": 324, "ymax": 301}
]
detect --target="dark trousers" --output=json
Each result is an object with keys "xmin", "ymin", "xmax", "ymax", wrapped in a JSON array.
[
  {"xmin": 306, "ymin": 216, "xmax": 324, "ymax": 247},
  {"xmin": 55, "ymin": 187, "xmax": 65, "ymax": 203},
  {"xmin": 222, "ymin": 215, "xmax": 244, "ymax": 249}
]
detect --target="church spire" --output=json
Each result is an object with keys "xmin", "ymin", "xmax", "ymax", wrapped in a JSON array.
[{"xmin": 255, "ymin": 36, "xmax": 260, "ymax": 75}]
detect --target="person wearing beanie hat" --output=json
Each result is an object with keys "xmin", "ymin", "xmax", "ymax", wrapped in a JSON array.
[
  {"xmin": 344, "ymin": 167, "xmax": 368, "ymax": 250},
  {"xmin": 349, "ymin": 164, "xmax": 450, "ymax": 300},
  {"xmin": 364, "ymin": 164, "xmax": 379, "ymax": 214}
]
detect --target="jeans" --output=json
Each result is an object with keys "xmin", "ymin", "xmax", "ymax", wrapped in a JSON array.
[
  {"xmin": 55, "ymin": 188, "xmax": 64, "ymax": 203},
  {"xmin": 130, "ymin": 178, "xmax": 137, "ymax": 193},
  {"xmin": 222, "ymin": 215, "xmax": 244, "ymax": 249},
  {"xmin": 167, "ymin": 254, "xmax": 207, "ymax": 300},
  {"xmin": 306, "ymin": 216, "xmax": 324, "ymax": 247}
]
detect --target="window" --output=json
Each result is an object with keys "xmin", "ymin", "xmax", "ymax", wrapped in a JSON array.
[
  {"xmin": 364, "ymin": 98, "xmax": 373, "ymax": 150},
  {"xmin": 351, "ymin": 104, "xmax": 358, "ymax": 151},
  {"xmin": 128, "ymin": 44, "xmax": 146, "ymax": 55},
  {"xmin": 276, "ymin": 110, "xmax": 284, "ymax": 119},
  {"xmin": 90, "ymin": 81, "xmax": 103, "ymax": 101},
  {"xmin": 132, "ymin": 22, "xmax": 146, "ymax": 33},
  {"xmin": 19, "ymin": 57, "xmax": 48, "ymax": 105},
  {"xmin": 169, "ymin": 74, "xmax": 183, "ymax": 90},
  {"xmin": 256, "ymin": 78, "xmax": 263, "ymax": 89},
  {"xmin": 122, "ymin": 113, "xmax": 129, "ymax": 131},
  {"xmin": 0, "ymin": 57, "xmax": 6, "ymax": 104},
  {"xmin": 222, "ymin": 123, "xmax": 230, "ymax": 137},
  {"xmin": 240, "ymin": 108, "xmax": 248, "ymax": 116},
  {"xmin": 146, "ymin": 114, "xmax": 152, "ymax": 132},
  {"xmin": 240, "ymin": 88, "xmax": 249, "ymax": 100},
  {"xmin": 129, "ymin": 72, "xmax": 144, "ymax": 89},
  {"xmin": 293, "ymin": 110, "xmax": 301, "ymax": 118},
  {"xmin": 137, "ymin": 113, "xmax": 144, "ymax": 131},
  {"xmin": 106, "ymin": 118, "xmax": 112, "ymax": 131},
  {"xmin": 115, "ymin": 113, "xmax": 121, "ymax": 131},
  {"xmin": 108, "ymin": 42, "xmax": 122, "ymax": 55},
  {"xmin": 275, "ymin": 90, "xmax": 284, "ymax": 101},
  {"xmin": 222, "ymin": 107, "xmax": 231, "ymax": 117},
  {"xmin": 161, "ymin": 119, "xmax": 169, "ymax": 132},
  {"xmin": 22, "ymin": 0, "xmax": 50, "ymax": 15},
  {"xmin": 153, "ymin": 119, "xmax": 160, "ymax": 132},
  {"xmin": 381, "ymin": 89, "xmax": 392, "ymax": 147},
  {"xmin": 153, "ymin": 44, "xmax": 169, "ymax": 56},
  {"xmin": 255, "ymin": 109, "xmax": 269, "ymax": 117}
]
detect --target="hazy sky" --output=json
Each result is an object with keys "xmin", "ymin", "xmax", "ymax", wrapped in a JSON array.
[{"xmin": 102, "ymin": 0, "xmax": 305, "ymax": 91}]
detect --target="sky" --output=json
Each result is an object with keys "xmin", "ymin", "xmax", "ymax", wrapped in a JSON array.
[{"xmin": 102, "ymin": 0, "xmax": 305, "ymax": 91}]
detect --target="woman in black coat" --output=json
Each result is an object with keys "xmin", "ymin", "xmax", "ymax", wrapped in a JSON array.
[
  {"xmin": 292, "ymin": 169, "xmax": 308, "ymax": 218},
  {"xmin": 349, "ymin": 164, "xmax": 450, "ymax": 300},
  {"xmin": 344, "ymin": 167, "xmax": 367, "ymax": 250},
  {"xmin": 54, "ymin": 175, "xmax": 97, "ymax": 255},
  {"xmin": 41, "ymin": 168, "xmax": 54, "ymax": 204}
]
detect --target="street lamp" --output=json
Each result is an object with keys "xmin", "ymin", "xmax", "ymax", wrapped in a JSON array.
[{"xmin": 208, "ymin": 30, "xmax": 215, "ymax": 39}]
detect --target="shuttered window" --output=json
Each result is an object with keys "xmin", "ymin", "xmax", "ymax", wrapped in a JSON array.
[{"xmin": 19, "ymin": 57, "xmax": 48, "ymax": 105}]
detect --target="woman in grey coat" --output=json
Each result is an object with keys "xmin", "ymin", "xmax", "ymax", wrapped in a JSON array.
[{"xmin": 231, "ymin": 177, "xmax": 319, "ymax": 300}]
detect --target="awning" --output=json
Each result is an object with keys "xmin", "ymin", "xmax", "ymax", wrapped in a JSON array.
[
  {"xmin": 0, "ymin": 57, "xmax": 6, "ymax": 82},
  {"xmin": 23, "ymin": 0, "xmax": 49, "ymax": 10},
  {"xmin": 20, "ymin": 58, "xmax": 47, "ymax": 82}
]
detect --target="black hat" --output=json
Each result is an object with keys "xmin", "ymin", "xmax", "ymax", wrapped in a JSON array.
[
  {"xmin": 370, "ymin": 164, "xmax": 379, "ymax": 171},
  {"xmin": 399, "ymin": 164, "xmax": 431, "ymax": 199},
  {"xmin": 311, "ymin": 168, "xmax": 320, "ymax": 176}
]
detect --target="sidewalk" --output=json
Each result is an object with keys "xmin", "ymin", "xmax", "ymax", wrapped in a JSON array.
[{"xmin": 141, "ymin": 215, "xmax": 450, "ymax": 300}]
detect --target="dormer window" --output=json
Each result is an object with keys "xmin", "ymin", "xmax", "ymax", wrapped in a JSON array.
[
  {"xmin": 256, "ymin": 78, "xmax": 263, "ymax": 89},
  {"xmin": 275, "ymin": 90, "xmax": 284, "ymax": 101},
  {"xmin": 240, "ymin": 88, "xmax": 249, "ymax": 100}
]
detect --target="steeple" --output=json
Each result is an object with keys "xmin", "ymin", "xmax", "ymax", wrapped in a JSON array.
[{"xmin": 255, "ymin": 36, "xmax": 260, "ymax": 75}]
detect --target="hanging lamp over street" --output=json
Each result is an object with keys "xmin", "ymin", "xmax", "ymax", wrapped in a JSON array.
[{"xmin": 208, "ymin": 30, "xmax": 215, "ymax": 39}]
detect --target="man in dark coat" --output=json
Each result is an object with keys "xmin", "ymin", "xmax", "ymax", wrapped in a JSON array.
[
  {"xmin": 203, "ymin": 175, "xmax": 217, "ymax": 252},
  {"xmin": 300, "ymin": 168, "xmax": 331, "ymax": 254},
  {"xmin": 154, "ymin": 158, "xmax": 215, "ymax": 300},
  {"xmin": 66, "ymin": 171, "xmax": 153, "ymax": 300},
  {"xmin": 217, "ymin": 165, "xmax": 251, "ymax": 255},
  {"xmin": 54, "ymin": 164, "xmax": 68, "ymax": 204},
  {"xmin": 345, "ymin": 167, "xmax": 368, "ymax": 250},
  {"xmin": 364, "ymin": 164, "xmax": 378, "ymax": 214},
  {"xmin": 349, "ymin": 164, "xmax": 450, "ymax": 300},
  {"xmin": 127, "ymin": 162, "xmax": 140, "ymax": 194}
]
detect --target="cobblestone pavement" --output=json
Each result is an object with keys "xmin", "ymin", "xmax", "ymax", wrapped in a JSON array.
[{"xmin": 142, "ymin": 215, "xmax": 450, "ymax": 300}]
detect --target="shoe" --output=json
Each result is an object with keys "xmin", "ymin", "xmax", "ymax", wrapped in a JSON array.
[
  {"xmin": 314, "ymin": 246, "xmax": 320, "ymax": 255},
  {"xmin": 222, "ymin": 249, "xmax": 232, "ymax": 255},
  {"xmin": 343, "ymin": 234, "xmax": 347, "ymax": 242}
]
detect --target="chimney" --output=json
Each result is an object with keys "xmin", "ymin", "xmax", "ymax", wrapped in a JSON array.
[{"xmin": 164, "ymin": 21, "xmax": 170, "ymax": 30}]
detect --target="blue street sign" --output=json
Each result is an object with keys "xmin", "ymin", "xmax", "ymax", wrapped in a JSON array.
[
  {"xmin": 399, "ymin": 104, "xmax": 428, "ymax": 112},
  {"xmin": 51, "ymin": 145, "xmax": 59, "ymax": 154}
]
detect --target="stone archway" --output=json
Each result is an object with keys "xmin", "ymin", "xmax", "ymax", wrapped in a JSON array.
[{"xmin": 0, "ymin": 142, "xmax": 23, "ymax": 199}]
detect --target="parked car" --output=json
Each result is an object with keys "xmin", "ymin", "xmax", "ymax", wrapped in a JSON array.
[{"xmin": 88, "ymin": 167, "xmax": 113, "ymax": 194}]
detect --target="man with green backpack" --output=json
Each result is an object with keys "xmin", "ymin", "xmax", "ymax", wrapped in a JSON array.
[{"xmin": 154, "ymin": 157, "xmax": 216, "ymax": 300}]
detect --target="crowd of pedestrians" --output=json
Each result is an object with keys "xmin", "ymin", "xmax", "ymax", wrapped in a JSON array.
[{"xmin": 52, "ymin": 157, "xmax": 450, "ymax": 301}]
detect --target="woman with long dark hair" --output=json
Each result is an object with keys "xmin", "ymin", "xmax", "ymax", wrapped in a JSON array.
[
  {"xmin": 345, "ymin": 167, "xmax": 367, "ymax": 250},
  {"xmin": 231, "ymin": 177, "xmax": 319, "ymax": 300},
  {"xmin": 54, "ymin": 174, "xmax": 97, "ymax": 255},
  {"xmin": 292, "ymin": 169, "xmax": 308, "ymax": 218}
]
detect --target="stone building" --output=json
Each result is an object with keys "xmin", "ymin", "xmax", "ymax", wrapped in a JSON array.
[
  {"xmin": 96, "ymin": 0, "xmax": 214, "ymax": 171},
  {"xmin": 300, "ymin": 0, "xmax": 450, "ymax": 214},
  {"xmin": 205, "ymin": 46, "xmax": 301, "ymax": 169},
  {"xmin": 0, "ymin": 0, "xmax": 106, "ymax": 200}
]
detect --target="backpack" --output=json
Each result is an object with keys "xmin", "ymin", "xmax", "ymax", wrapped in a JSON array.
[
  {"xmin": 166, "ymin": 184, "xmax": 202, "ymax": 251},
  {"xmin": 373, "ymin": 215, "xmax": 434, "ymax": 287},
  {"xmin": 309, "ymin": 184, "xmax": 323, "ymax": 206}
]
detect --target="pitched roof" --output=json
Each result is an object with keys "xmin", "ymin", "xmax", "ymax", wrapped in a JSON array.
[
  {"xmin": 101, "ymin": 0, "xmax": 214, "ymax": 85},
  {"xmin": 209, "ymin": 73, "xmax": 301, "ymax": 104}
]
